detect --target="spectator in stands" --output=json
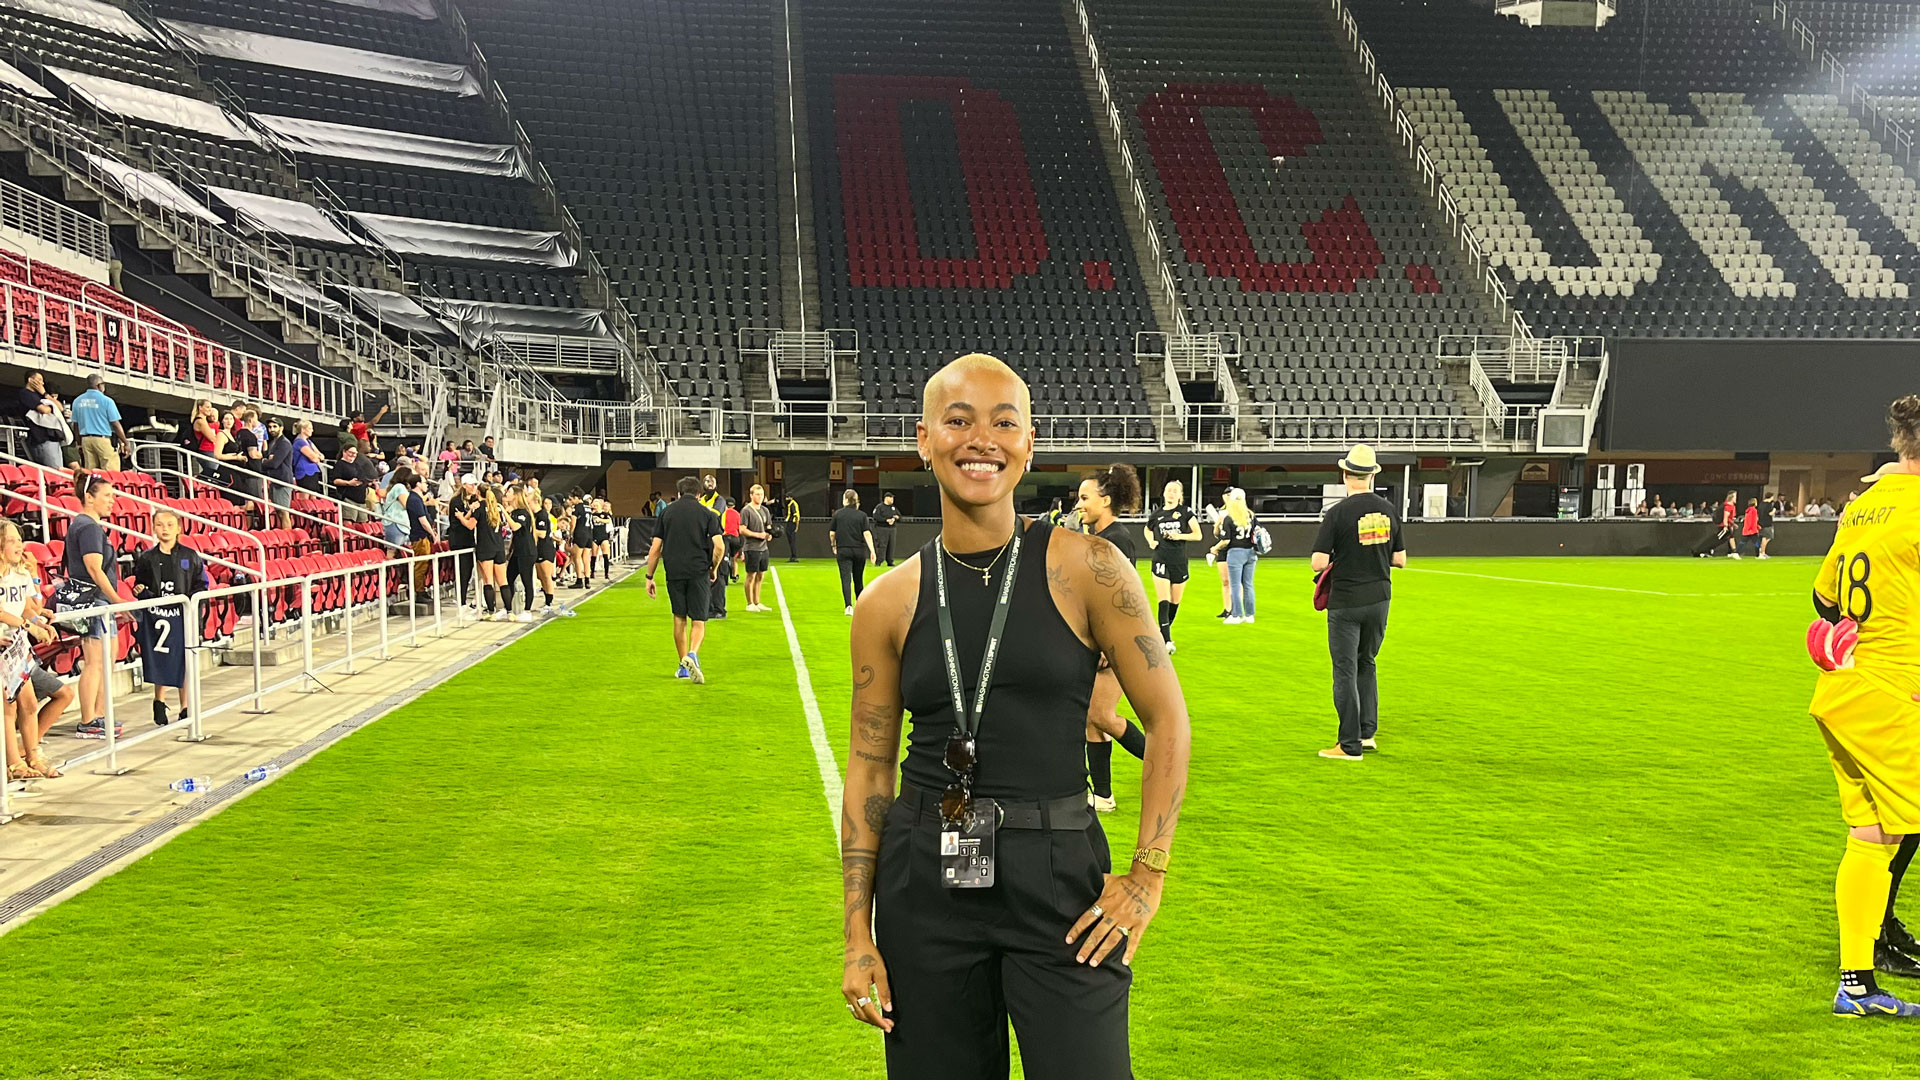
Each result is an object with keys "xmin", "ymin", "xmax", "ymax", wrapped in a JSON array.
[
  {"xmin": 830, "ymin": 488, "xmax": 876, "ymax": 615},
  {"xmin": 67, "ymin": 473, "xmax": 121, "ymax": 740},
  {"xmin": 188, "ymin": 400, "xmax": 219, "ymax": 470},
  {"xmin": 71, "ymin": 375, "xmax": 129, "ymax": 471},
  {"xmin": 782, "ymin": 490, "xmax": 801, "ymax": 562},
  {"xmin": 479, "ymin": 436, "xmax": 498, "ymax": 462},
  {"xmin": 234, "ymin": 407, "xmax": 267, "ymax": 519},
  {"xmin": 0, "ymin": 518, "xmax": 60, "ymax": 779},
  {"xmin": 459, "ymin": 439, "xmax": 478, "ymax": 463},
  {"xmin": 378, "ymin": 466, "xmax": 412, "ymax": 547},
  {"xmin": 1633, "ymin": 500, "xmax": 1649, "ymax": 516},
  {"xmin": 405, "ymin": 471, "xmax": 438, "ymax": 611},
  {"xmin": 292, "ymin": 420, "xmax": 325, "ymax": 494},
  {"xmin": 347, "ymin": 405, "xmax": 386, "ymax": 453},
  {"xmin": 1649, "ymin": 495, "xmax": 1668, "ymax": 518},
  {"xmin": 332, "ymin": 444, "xmax": 369, "ymax": 518},
  {"xmin": 17, "ymin": 372, "xmax": 67, "ymax": 471},
  {"xmin": 1819, "ymin": 498, "xmax": 1839, "ymax": 519},
  {"xmin": 739, "ymin": 484, "xmax": 773, "ymax": 613},
  {"xmin": 262, "ymin": 418, "xmax": 295, "ymax": 530}
]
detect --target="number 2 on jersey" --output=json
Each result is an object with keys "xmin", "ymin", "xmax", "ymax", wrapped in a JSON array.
[
  {"xmin": 1839, "ymin": 551, "xmax": 1874, "ymax": 623},
  {"xmin": 152, "ymin": 616, "xmax": 172, "ymax": 654}
]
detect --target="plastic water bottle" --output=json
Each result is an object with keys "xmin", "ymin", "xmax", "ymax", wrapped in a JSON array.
[
  {"xmin": 242, "ymin": 764, "xmax": 281, "ymax": 783},
  {"xmin": 168, "ymin": 777, "xmax": 211, "ymax": 794}
]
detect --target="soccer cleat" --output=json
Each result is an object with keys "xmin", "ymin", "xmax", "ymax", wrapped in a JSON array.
[
  {"xmin": 1318, "ymin": 746, "xmax": 1364, "ymax": 761},
  {"xmin": 1089, "ymin": 793, "xmax": 1117, "ymax": 813},
  {"xmin": 1166, "ymin": 640, "xmax": 1177, "ymax": 654},
  {"xmin": 153, "ymin": 701, "xmax": 171, "ymax": 727},
  {"xmin": 844, "ymin": 606, "xmax": 853, "ymax": 616},
  {"xmin": 1834, "ymin": 985, "xmax": 1920, "ymax": 1017},
  {"xmin": 684, "ymin": 653, "xmax": 705, "ymax": 685},
  {"xmin": 1887, "ymin": 918, "xmax": 1920, "ymax": 956},
  {"xmin": 1360, "ymin": 738, "xmax": 1378, "ymax": 751},
  {"xmin": 1877, "ymin": 939, "xmax": 1920, "ymax": 979}
]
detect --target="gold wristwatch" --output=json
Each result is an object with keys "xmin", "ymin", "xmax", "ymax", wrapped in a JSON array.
[{"xmin": 1132, "ymin": 848, "xmax": 1170, "ymax": 873}]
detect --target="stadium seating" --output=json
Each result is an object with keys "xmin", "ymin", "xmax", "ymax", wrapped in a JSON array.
[
  {"xmin": 800, "ymin": 0, "xmax": 1157, "ymax": 435},
  {"xmin": 1086, "ymin": 0, "xmax": 1494, "ymax": 440},
  {"xmin": 1342, "ymin": 0, "xmax": 1920, "ymax": 339},
  {"xmin": 1790, "ymin": 1, "xmax": 1920, "ymax": 98},
  {"xmin": 455, "ymin": 0, "xmax": 781, "ymax": 407}
]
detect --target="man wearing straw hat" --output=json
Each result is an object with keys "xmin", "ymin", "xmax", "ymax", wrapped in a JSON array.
[{"xmin": 1311, "ymin": 444, "xmax": 1406, "ymax": 761}]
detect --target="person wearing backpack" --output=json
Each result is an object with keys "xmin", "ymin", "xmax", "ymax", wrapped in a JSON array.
[
  {"xmin": 1311, "ymin": 444, "xmax": 1406, "ymax": 762},
  {"xmin": 1208, "ymin": 488, "xmax": 1260, "ymax": 624}
]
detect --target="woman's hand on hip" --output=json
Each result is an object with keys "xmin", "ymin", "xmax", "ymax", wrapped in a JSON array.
[
  {"xmin": 1067, "ymin": 870, "xmax": 1163, "ymax": 967},
  {"xmin": 843, "ymin": 940, "xmax": 894, "ymax": 1032}
]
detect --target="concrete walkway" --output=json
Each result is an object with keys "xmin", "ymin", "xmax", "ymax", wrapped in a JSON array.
[{"xmin": 0, "ymin": 567, "xmax": 634, "ymax": 932}]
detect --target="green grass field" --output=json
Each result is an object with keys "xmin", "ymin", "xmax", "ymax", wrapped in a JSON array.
[{"xmin": 3, "ymin": 555, "xmax": 1918, "ymax": 1078}]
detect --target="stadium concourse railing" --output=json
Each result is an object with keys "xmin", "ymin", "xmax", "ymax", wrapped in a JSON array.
[
  {"xmin": 0, "ymin": 275, "xmax": 356, "ymax": 425},
  {"xmin": 0, "ymin": 172, "xmax": 110, "ymax": 267},
  {"xmin": 0, "ymin": 545, "xmax": 473, "ymax": 824},
  {"xmin": 130, "ymin": 442, "xmax": 370, "ymax": 545},
  {"xmin": 1772, "ymin": 0, "xmax": 1914, "ymax": 168}
]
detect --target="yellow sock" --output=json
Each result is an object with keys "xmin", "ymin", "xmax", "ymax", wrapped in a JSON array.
[{"xmin": 1838, "ymin": 836, "xmax": 1900, "ymax": 971}]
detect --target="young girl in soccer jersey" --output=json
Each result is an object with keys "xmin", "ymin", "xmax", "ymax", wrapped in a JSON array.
[{"xmin": 130, "ymin": 510, "xmax": 207, "ymax": 729}]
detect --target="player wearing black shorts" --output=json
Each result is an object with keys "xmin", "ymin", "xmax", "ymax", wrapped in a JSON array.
[
  {"xmin": 593, "ymin": 497, "xmax": 613, "ymax": 579},
  {"xmin": 131, "ymin": 509, "xmax": 207, "ymax": 728},
  {"xmin": 1145, "ymin": 480, "xmax": 1201, "ymax": 652},
  {"xmin": 1076, "ymin": 465, "xmax": 1151, "ymax": 814},
  {"xmin": 534, "ymin": 495, "xmax": 569, "ymax": 617}
]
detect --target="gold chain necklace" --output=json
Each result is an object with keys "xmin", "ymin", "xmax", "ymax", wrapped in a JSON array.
[{"xmin": 941, "ymin": 531, "xmax": 1015, "ymax": 586}]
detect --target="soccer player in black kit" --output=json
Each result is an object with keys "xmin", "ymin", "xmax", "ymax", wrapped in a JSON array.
[
  {"xmin": 838, "ymin": 355, "xmax": 1192, "ymax": 1079},
  {"xmin": 1076, "ymin": 464, "xmax": 1152, "ymax": 814},
  {"xmin": 1144, "ymin": 479, "xmax": 1200, "ymax": 652}
]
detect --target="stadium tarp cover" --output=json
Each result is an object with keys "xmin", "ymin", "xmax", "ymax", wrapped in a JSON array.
[
  {"xmin": 342, "ymin": 285, "xmax": 451, "ymax": 337},
  {"xmin": 349, "ymin": 211, "xmax": 574, "ymax": 267},
  {"xmin": 48, "ymin": 68, "xmax": 261, "ymax": 145},
  {"xmin": 262, "ymin": 271, "xmax": 352, "ymax": 319},
  {"xmin": 323, "ymin": 0, "xmax": 436, "ymax": 19},
  {"xmin": 0, "ymin": 0, "xmax": 154, "ymax": 42},
  {"xmin": 255, "ymin": 113, "xmax": 527, "ymax": 177},
  {"xmin": 160, "ymin": 20, "xmax": 481, "ymax": 96},
  {"xmin": 0, "ymin": 59, "xmax": 52, "ymax": 98},
  {"xmin": 81, "ymin": 151, "xmax": 222, "ymax": 225},
  {"xmin": 209, "ymin": 187, "xmax": 360, "ymax": 247},
  {"xmin": 424, "ymin": 299, "xmax": 611, "ymax": 345}
]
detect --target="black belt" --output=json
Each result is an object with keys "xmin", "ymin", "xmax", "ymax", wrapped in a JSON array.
[{"xmin": 898, "ymin": 782, "xmax": 1093, "ymax": 831}]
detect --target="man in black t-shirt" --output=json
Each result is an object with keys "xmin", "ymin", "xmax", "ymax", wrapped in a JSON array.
[
  {"xmin": 446, "ymin": 475, "xmax": 480, "ymax": 612},
  {"xmin": 645, "ymin": 476, "xmax": 724, "ymax": 684},
  {"xmin": 870, "ymin": 492, "xmax": 901, "ymax": 566},
  {"xmin": 1310, "ymin": 444, "xmax": 1406, "ymax": 761}
]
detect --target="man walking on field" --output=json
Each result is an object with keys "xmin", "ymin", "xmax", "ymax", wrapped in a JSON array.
[
  {"xmin": 645, "ymin": 475, "xmax": 724, "ymax": 684},
  {"xmin": 1313, "ymin": 444, "xmax": 1405, "ymax": 761}
]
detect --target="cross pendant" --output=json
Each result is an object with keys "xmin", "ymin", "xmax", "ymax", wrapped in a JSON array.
[{"xmin": 981, "ymin": 569, "xmax": 991, "ymax": 586}]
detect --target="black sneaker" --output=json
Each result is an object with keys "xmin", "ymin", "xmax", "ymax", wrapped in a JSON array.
[
  {"xmin": 1888, "ymin": 917, "xmax": 1920, "ymax": 956},
  {"xmin": 153, "ymin": 700, "xmax": 171, "ymax": 727},
  {"xmin": 1215, "ymin": 609, "xmax": 1230, "ymax": 619},
  {"xmin": 1878, "ymin": 939, "xmax": 1920, "ymax": 979}
]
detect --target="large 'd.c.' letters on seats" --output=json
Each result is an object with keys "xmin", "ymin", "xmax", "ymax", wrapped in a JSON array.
[
  {"xmin": 836, "ymin": 75, "xmax": 1048, "ymax": 289},
  {"xmin": 1138, "ymin": 83, "xmax": 1383, "ymax": 292}
]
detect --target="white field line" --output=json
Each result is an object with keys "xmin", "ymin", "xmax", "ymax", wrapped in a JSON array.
[
  {"xmin": 1403, "ymin": 566, "xmax": 1798, "ymax": 598},
  {"xmin": 770, "ymin": 567, "xmax": 844, "ymax": 845}
]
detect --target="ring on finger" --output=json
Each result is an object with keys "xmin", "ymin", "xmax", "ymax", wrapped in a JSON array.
[
  {"xmin": 847, "ymin": 1004, "xmax": 856, "ymax": 1013},
  {"xmin": 1089, "ymin": 904, "xmax": 1103, "ymax": 919},
  {"xmin": 857, "ymin": 996, "xmax": 872, "ymax": 1007},
  {"xmin": 1117, "ymin": 925, "xmax": 1132, "ymax": 937}
]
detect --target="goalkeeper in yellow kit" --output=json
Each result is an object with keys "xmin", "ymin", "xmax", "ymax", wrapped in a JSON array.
[{"xmin": 1810, "ymin": 395, "xmax": 1920, "ymax": 1016}]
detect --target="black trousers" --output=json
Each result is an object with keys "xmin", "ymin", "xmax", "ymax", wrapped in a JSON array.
[
  {"xmin": 1694, "ymin": 527, "xmax": 1736, "ymax": 556},
  {"xmin": 710, "ymin": 559, "xmax": 731, "ymax": 616},
  {"xmin": 786, "ymin": 523, "xmax": 801, "ymax": 561},
  {"xmin": 876, "ymin": 791, "xmax": 1130, "ymax": 1079},
  {"xmin": 873, "ymin": 526, "xmax": 897, "ymax": 565},
  {"xmin": 839, "ymin": 553, "xmax": 867, "ymax": 606},
  {"xmin": 507, "ymin": 554, "xmax": 536, "ymax": 611},
  {"xmin": 1329, "ymin": 600, "xmax": 1389, "ymax": 754},
  {"xmin": 452, "ymin": 549, "xmax": 475, "ymax": 606}
]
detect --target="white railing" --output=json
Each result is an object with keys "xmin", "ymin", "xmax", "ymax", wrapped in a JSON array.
[
  {"xmin": 0, "ymin": 172, "xmax": 110, "ymax": 266},
  {"xmin": 493, "ymin": 332, "xmax": 626, "ymax": 375},
  {"xmin": 0, "ymin": 90, "xmax": 434, "ymax": 413},
  {"xmin": 1327, "ymin": 0, "xmax": 1533, "ymax": 341},
  {"xmin": 1070, "ymin": 0, "xmax": 1189, "ymax": 334},
  {"xmin": 0, "ymin": 545, "xmax": 476, "ymax": 820},
  {"xmin": 0, "ymin": 276, "xmax": 355, "ymax": 421},
  {"xmin": 1773, "ymin": 0, "xmax": 1914, "ymax": 168},
  {"xmin": 1442, "ymin": 333, "xmax": 1605, "ymax": 384}
]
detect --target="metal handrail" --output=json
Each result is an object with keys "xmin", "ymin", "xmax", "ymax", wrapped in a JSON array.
[
  {"xmin": 0, "ymin": 478, "xmax": 258, "ymax": 580},
  {"xmin": 1773, "ymin": 0, "xmax": 1914, "ymax": 168},
  {"xmin": 134, "ymin": 460, "xmax": 409, "ymax": 557},
  {"xmin": 0, "ymin": 172, "xmax": 110, "ymax": 265},
  {"xmin": 0, "ymin": 275, "xmax": 354, "ymax": 422},
  {"xmin": 132, "ymin": 440, "xmax": 336, "ymax": 507},
  {"xmin": 0, "ymin": 449, "xmax": 270, "ymax": 574}
]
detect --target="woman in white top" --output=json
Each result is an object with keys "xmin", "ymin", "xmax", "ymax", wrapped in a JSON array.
[{"xmin": 0, "ymin": 519, "xmax": 59, "ymax": 779}]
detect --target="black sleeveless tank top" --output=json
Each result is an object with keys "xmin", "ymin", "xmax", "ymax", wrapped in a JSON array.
[{"xmin": 899, "ymin": 519, "xmax": 1099, "ymax": 801}]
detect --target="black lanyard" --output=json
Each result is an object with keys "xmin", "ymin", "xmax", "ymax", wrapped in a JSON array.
[{"xmin": 932, "ymin": 522, "xmax": 1026, "ymax": 739}]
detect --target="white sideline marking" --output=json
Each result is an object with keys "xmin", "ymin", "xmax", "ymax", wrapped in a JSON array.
[
  {"xmin": 770, "ymin": 567, "xmax": 844, "ymax": 844},
  {"xmin": 1404, "ymin": 567, "xmax": 1797, "ymax": 599}
]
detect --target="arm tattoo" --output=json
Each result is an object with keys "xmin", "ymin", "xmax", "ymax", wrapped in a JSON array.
[
  {"xmin": 1113, "ymin": 579, "xmax": 1147, "ymax": 620},
  {"xmin": 854, "ymin": 701, "xmax": 900, "ymax": 747},
  {"xmin": 865, "ymin": 793, "xmax": 894, "ymax": 833},
  {"xmin": 1133, "ymin": 634, "xmax": 1166, "ymax": 670},
  {"xmin": 854, "ymin": 749, "xmax": 895, "ymax": 765},
  {"xmin": 1147, "ymin": 783, "xmax": 1185, "ymax": 847},
  {"xmin": 842, "ymin": 848, "xmax": 878, "ymax": 940},
  {"xmin": 852, "ymin": 665, "xmax": 876, "ymax": 691},
  {"xmin": 1046, "ymin": 562, "xmax": 1072, "ymax": 595},
  {"xmin": 1085, "ymin": 540, "xmax": 1123, "ymax": 587}
]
